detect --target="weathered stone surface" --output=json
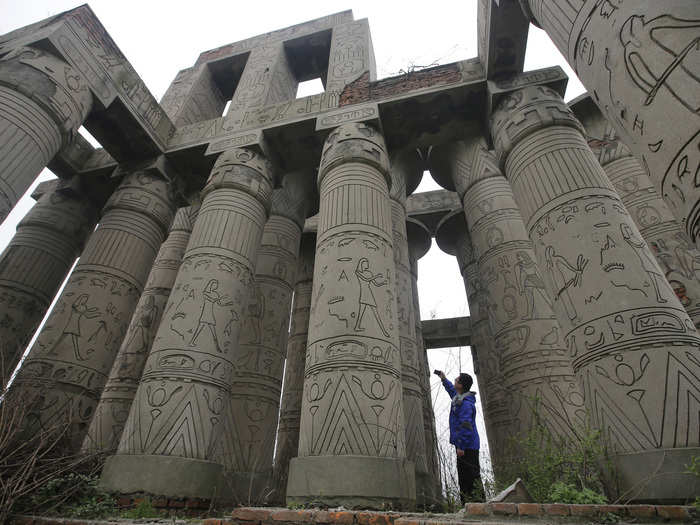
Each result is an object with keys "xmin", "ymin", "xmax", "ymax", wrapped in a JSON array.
[
  {"xmin": 8, "ymin": 169, "xmax": 176, "ymax": 449},
  {"xmin": 518, "ymin": 1, "xmax": 700, "ymax": 245},
  {"xmin": 571, "ymin": 95, "xmax": 700, "ymax": 329},
  {"xmin": 272, "ymin": 232, "xmax": 316, "ymax": 503},
  {"xmin": 491, "ymin": 85, "xmax": 700, "ymax": 502},
  {"xmin": 407, "ymin": 217, "xmax": 442, "ymax": 505},
  {"xmin": 390, "ymin": 149, "xmax": 429, "ymax": 505},
  {"xmin": 431, "ymin": 137, "xmax": 585, "ymax": 453},
  {"xmin": 0, "ymin": 46, "xmax": 92, "ymax": 225},
  {"xmin": 223, "ymin": 171, "xmax": 312, "ymax": 503},
  {"xmin": 82, "ymin": 204, "xmax": 199, "ymax": 453},
  {"xmin": 287, "ymin": 122, "xmax": 414, "ymax": 509},
  {"xmin": 0, "ymin": 179, "xmax": 97, "ymax": 386},
  {"xmin": 101, "ymin": 148, "xmax": 274, "ymax": 501}
]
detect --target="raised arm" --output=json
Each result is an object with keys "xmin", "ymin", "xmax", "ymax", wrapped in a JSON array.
[{"xmin": 434, "ymin": 369, "xmax": 456, "ymax": 398}]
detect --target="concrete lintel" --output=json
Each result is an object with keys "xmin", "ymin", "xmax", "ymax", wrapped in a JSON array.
[{"xmin": 421, "ymin": 316, "xmax": 472, "ymax": 349}]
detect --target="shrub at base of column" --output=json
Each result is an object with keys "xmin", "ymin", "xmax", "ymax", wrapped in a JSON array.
[
  {"xmin": 100, "ymin": 148, "xmax": 274, "ymax": 503},
  {"xmin": 286, "ymin": 122, "xmax": 415, "ymax": 509},
  {"xmin": 491, "ymin": 85, "xmax": 700, "ymax": 503}
]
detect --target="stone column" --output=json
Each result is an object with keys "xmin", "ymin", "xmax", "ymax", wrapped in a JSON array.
[
  {"xmin": 517, "ymin": 1, "xmax": 700, "ymax": 244},
  {"xmin": 82, "ymin": 204, "xmax": 199, "ymax": 453},
  {"xmin": 406, "ymin": 217, "xmax": 442, "ymax": 505},
  {"xmin": 431, "ymin": 138, "xmax": 586, "ymax": 448},
  {"xmin": 434, "ymin": 211, "xmax": 507, "ymax": 476},
  {"xmin": 272, "ymin": 232, "xmax": 316, "ymax": 503},
  {"xmin": 0, "ymin": 46, "xmax": 92, "ymax": 224},
  {"xmin": 223, "ymin": 171, "xmax": 311, "ymax": 502},
  {"xmin": 572, "ymin": 98, "xmax": 700, "ymax": 328},
  {"xmin": 491, "ymin": 85, "xmax": 700, "ymax": 502},
  {"xmin": 287, "ymin": 122, "xmax": 415, "ymax": 509},
  {"xmin": 8, "ymin": 168, "xmax": 176, "ymax": 449},
  {"xmin": 390, "ymin": 150, "xmax": 429, "ymax": 504},
  {"xmin": 100, "ymin": 148, "xmax": 274, "ymax": 502},
  {"xmin": 0, "ymin": 179, "xmax": 97, "ymax": 386}
]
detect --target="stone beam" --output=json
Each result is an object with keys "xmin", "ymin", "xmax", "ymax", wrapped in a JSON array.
[{"xmin": 421, "ymin": 316, "xmax": 472, "ymax": 349}]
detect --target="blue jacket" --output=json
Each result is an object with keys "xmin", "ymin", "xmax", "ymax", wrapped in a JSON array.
[{"xmin": 442, "ymin": 378, "xmax": 480, "ymax": 451}]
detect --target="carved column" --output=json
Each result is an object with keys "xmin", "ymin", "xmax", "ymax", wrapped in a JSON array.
[
  {"xmin": 82, "ymin": 204, "xmax": 199, "ymax": 453},
  {"xmin": 407, "ymin": 217, "xmax": 442, "ymax": 505},
  {"xmin": 0, "ymin": 179, "xmax": 97, "ymax": 386},
  {"xmin": 491, "ymin": 85, "xmax": 700, "ymax": 502},
  {"xmin": 287, "ymin": 122, "xmax": 415, "ymax": 509},
  {"xmin": 272, "ymin": 232, "xmax": 316, "ymax": 503},
  {"xmin": 435, "ymin": 211, "xmax": 506, "ymax": 476},
  {"xmin": 431, "ymin": 139, "xmax": 586, "ymax": 449},
  {"xmin": 9, "ymin": 168, "xmax": 176, "ymax": 449},
  {"xmin": 390, "ymin": 150, "xmax": 429, "ymax": 504},
  {"xmin": 0, "ymin": 46, "xmax": 92, "ymax": 224},
  {"xmin": 224, "ymin": 171, "xmax": 311, "ymax": 502},
  {"xmin": 573, "ymin": 98, "xmax": 700, "ymax": 328},
  {"xmin": 100, "ymin": 148, "xmax": 274, "ymax": 501},
  {"xmin": 517, "ymin": 1, "xmax": 700, "ymax": 244}
]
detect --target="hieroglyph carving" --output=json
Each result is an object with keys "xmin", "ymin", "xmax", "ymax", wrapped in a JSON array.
[
  {"xmin": 83, "ymin": 205, "xmax": 199, "ymax": 453},
  {"xmin": 519, "ymin": 1, "xmax": 700, "ymax": 243},
  {"xmin": 491, "ymin": 86, "xmax": 700, "ymax": 458},
  {"xmin": 9, "ymin": 170, "xmax": 176, "ymax": 449}
]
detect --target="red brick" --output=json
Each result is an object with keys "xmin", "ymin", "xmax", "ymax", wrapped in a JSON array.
[
  {"xmin": 570, "ymin": 504, "xmax": 598, "ymax": 517},
  {"xmin": 356, "ymin": 512, "xmax": 395, "ymax": 525},
  {"xmin": 599, "ymin": 505, "xmax": 627, "ymax": 515},
  {"xmin": 466, "ymin": 503, "xmax": 490, "ymax": 516},
  {"xmin": 656, "ymin": 506, "xmax": 691, "ymax": 520},
  {"xmin": 9, "ymin": 517, "xmax": 34, "ymax": 525},
  {"xmin": 393, "ymin": 520, "xmax": 419, "ymax": 525},
  {"xmin": 326, "ymin": 512, "xmax": 355, "ymax": 525},
  {"xmin": 628, "ymin": 505, "xmax": 657, "ymax": 519},
  {"xmin": 116, "ymin": 496, "xmax": 133, "ymax": 507},
  {"xmin": 204, "ymin": 520, "xmax": 223, "ymax": 525},
  {"xmin": 518, "ymin": 503, "xmax": 542, "ymax": 516},
  {"xmin": 168, "ymin": 498, "xmax": 186, "ymax": 508},
  {"xmin": 491, "ymin": 502, "xmax": 517, "ymax": 515},
  {"xmin": 152, "ymin": 497, "xmax": 169, "ymax": 507},
  {"xmin": 542, "ymin": 503, "xmax": 570, "ymax": 516},
  {"xmin": 232, "ymin": 508, "xmax": 274, "ymax": 522},
  {"xmin": 271, "ymin": 510, "xmax": 315, "ymax": 522}
]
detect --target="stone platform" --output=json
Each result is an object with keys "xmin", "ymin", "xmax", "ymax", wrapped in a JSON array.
[{"xmin": 11, "ymin": 504, "xmax": 699, "ymax": 525}]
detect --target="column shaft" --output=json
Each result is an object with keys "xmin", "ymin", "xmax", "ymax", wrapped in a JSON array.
[
  {"xmin": 224, "ymin": 197, "xmax": 304, "ymax": 501},
  {"xmin": 0, "ymin": 47, "xmax": 92, "ymax": 223},
  {"xmin": 9, "ymin": 170, "xmax": 175, "ymax": 449},
  {"xmin": 519, "ymin": 1, "xmax": 700, "ymax": 243},
  {"xmin": 492, "ymin": 85, "xmax": 700, "ymax": 502},
  {"xmin": 272, "ymin": 232, "xmax": 316, "ymax": 502},
  {"xmin": 101, "ymin": 148, "xmax": 274, "ymax": 502},
  {"xmin": 0, "ymin": 180, "xmax": 97, "ymax": 385},
  {"xmin": 82, "ymin": 204, "xmax": 199, "ymax": 453},
  {"xmin": 575, "ymin": 102, "xmax": 700, "ymax": 328},
  {"xmin": 287, "ymin": 122, "xmax": 415, "ymax": 509}
]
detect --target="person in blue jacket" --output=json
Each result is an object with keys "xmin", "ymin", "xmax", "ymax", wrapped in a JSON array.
[{"xmin": 435, "ymin": 369, "xmax": 483, "ymax": 503}]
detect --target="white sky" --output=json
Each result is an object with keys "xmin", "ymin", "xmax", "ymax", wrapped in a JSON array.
[{"xmin": 0, "ymin": 0, "xmax": 586, "ymax": 493}]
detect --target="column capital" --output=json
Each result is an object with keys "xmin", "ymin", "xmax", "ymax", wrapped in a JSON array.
[
  {"xmin": 406, "ymin": 217, "xmax": 431, "ymax": 264},
  {"xmin": 435, "ymin": 209, "xmax": 473, "ymax": 274},
  {"xmin": 491, "ymin": 85, "xmax": 584, "ymax": 164},
  {"xmin": 0, "ymin": 46, "xmax": 92, "ymax": 140},
  {"xmin": 389, "ymin": 148, "xmax": 424, "ymax": 204},
  {"xmin": 318, "ymin": 122, "xmax": 390, "ymax": 189},
  {"xmin": 429, "ymin": 136, "xmax": 499, "ymax": 198},
  {"xmin": 271, "ymin": 170, "xmax": 315, "ymax": 228},
  {"xmin": 203, "ymin": 147, "xmax": 274, "ymax": 207}
]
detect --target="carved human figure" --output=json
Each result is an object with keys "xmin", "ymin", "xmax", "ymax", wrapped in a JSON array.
[
  {"xmin": 491, "ymin": 85, "xmax": 700, "ymax": 502},
  {"xmin": 515, "ymin": 251, "xmax": 551, "ymax": 319},
  {"xmin": 189, "ymin": 279, "xmax": 233, "ymax": 352},
  {"xmin": 354, "ymin": 257, "xmax": 389, "ymax": 336}
]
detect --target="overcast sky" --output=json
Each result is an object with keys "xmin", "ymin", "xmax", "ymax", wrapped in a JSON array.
[{"xmin": 0, "ymin": 0, "xmax": 586, "ymax": 490}]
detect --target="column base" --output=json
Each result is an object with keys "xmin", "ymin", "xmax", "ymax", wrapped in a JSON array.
[
  {"xmin": 287, "ymin": 455, "xmax": 415, "ymax": 510},
  {"xmin": 100, "ymin": 454, "xmax": 225, "ymax": 501},
  {"xmin": 612, "ymin": 447, "xmax": 700, "ymax": 504},
  {"xmin": 227, "ymin": 470, "xmax": 273, "ymax": 504},
  {"xmin": 414, "ymin": 470, "xmax": 431, "ymax": 508}
]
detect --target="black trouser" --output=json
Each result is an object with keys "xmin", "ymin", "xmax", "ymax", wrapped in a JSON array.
[{"xmin": 456, "ymin": 449, "xmax": 483, "ymax": 503}]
